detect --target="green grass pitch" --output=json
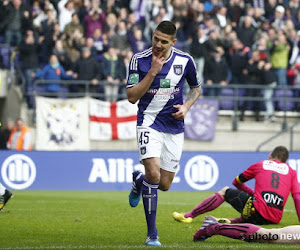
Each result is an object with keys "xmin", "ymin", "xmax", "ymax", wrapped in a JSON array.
[{"xmin": 1, "ymin": 190, "xmax": 299, "ymax": 249}]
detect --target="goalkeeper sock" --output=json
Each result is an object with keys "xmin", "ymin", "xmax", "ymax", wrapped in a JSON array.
[
  {"xmin": 0, "ymin": 182, "xmax": 6, "ymax": 195},
  {"xmin": 185, "ymin": 193, "xmax": 224, "ymax": 218},
  {"xmin": 208, "ymin": 223, "xmax": 261, "ymax": 242},
  {"xmin": 142, "ymin": 179, "xmax": 159, "ymax": 239}
]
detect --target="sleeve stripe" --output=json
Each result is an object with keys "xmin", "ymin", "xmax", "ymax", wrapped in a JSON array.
[
  {"xmin": 235, "ymin": 176, "xmax": 243, "ymax": 184},
  {"xmin": 130, "ymin": 48, "xmax": 152, "ymax": 71}
]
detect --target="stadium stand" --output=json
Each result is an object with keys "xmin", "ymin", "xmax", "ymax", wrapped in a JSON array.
[{"xmin": 0, "ymin": 0, "xmax": 299, "ymax": 151}]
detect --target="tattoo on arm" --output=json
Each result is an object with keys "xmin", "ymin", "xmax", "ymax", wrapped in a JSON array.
[{"xmin": 186, "ymin": 86, "xmax": 201, "ymax": 102}]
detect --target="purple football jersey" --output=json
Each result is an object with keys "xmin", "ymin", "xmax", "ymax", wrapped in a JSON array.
[{"xmin": 127, "ymin": 47, "xmax": 201, "ymax": 133}]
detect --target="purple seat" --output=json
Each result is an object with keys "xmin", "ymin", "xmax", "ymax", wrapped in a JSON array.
[
  {"xmin": 26, "ymin": 85, "xmax": 46, "ymax": 108},
  {"xmin": 0, "ymin": 35, "xmax": 5, "ymax": 44},
  {"xmin": 219, "ymin": 88, "xmax": 235, "ymax": 110},
  {"xmin": 0, "ymin": 46, "xmax": 13, "ymax": 68},
  {"xmin": 275, "ymin": 89, "xmax": 295, "ymax": 111},
  {"xmin": 58, "ymin": 86, "xmax": 69, "ymax": 99}
]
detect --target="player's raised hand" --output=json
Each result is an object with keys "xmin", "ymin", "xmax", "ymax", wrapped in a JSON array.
[
  {"xmin": 150, "ymin": 52, "xmax": 165, "ymax": 75},
  {"xmin": 172, "ymin": 104, "xmax": 188, "ymax": 120}
]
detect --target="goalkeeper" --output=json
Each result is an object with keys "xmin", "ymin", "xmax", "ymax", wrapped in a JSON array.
[{"xmin": 173, "ymin": 146, "xmax": 300, "ymax": 225}]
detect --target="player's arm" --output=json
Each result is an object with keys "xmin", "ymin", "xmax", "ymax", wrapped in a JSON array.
[
  {"xmin": 172, "ymin": 57, "xmax": 201, "ymax": 120},
  {"xmin": 172, "ymin": 86, "xmax": 201, "ymax": 120},
  {"xmin": 127, "ymin": 52, "xmax": 165, "ymax": 104},
  {"xmin": 291, "ymin": 170, "xmax": 300, "ymax": 222},
  {"xmin": 232, "ymin": 173, "xmax": 255, "ymax": 195},
  {"xmin": 292, "ymin": 193, "xmax": 300, "ymax": 222}
]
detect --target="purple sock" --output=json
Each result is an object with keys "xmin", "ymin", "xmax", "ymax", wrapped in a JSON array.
[
  {"xmin": 185, "ymin": 193, "xmax": 224, "ymax": 218},
  {"xmin": 135, "ymin": 173, "xmax": 144, "ymax": 193},
  {"xmin": 230, "ymin": 217, "xmax": 245, "ymax": 223},
  {"xmin": 209, "ymin": 223, "xmax": 261, "ymax": 242},
  {"xmin": 142, "ymin": 179, "xmax": 159, "ymax": 239}
]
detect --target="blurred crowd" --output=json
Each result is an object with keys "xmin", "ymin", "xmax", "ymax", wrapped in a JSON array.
[{"xmin": 0, "ymin": 0, "xmax": 300, "ymax": 119}]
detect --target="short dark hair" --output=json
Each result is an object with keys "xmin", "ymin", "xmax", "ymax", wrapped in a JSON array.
[
  {"xmin": 155, "ymin": 21, "xmax": 177, "ymax": 38},
  {"xmin": 270, "ymin": 146, "xmax": 289, "ymax": 163}
]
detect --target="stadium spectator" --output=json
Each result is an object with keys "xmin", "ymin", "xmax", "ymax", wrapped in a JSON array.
[
  {"xmin": 0, "ymin": 118, "xmax": 14, "ymax": 150},
  {"xmin": 226, "ymin": 0, "xmax": 245, "ymax": 28},
  {"xmin": 129, "ymin": 0, "xmax": 150, "ymax": 31},
  {"xmin": 72, "ymin": 47, "xmax": 103, "ymax": 97},
  {"xmin": 83, "ymin": 3, "xmax": 106, "ymax": 38},
  {"xmin": 2, "ymin": 0, "xmax": 32, "ymax": 46},
  {"xmin": 236, "ymin": 15, "xmax": 257, "ymax": 48},
  {"xmin": 264, "ymin": 0, "xmax": 277, "ymax": 20},
  {"xmin": 110, "ymin": 20, "xmax": 131, "ymax": 56},
  {"xmin": 103, "ymin": 12, "xmax": 118, "ymax": 38},
  {"xmin": 127, "ymin": 21, "xmax": 201, "ymax": 247},
  {"xmin": 214, "ymin": 6, "xmax": 230, "ymax": 29},
  {"xmin": 7, "ymin": 118, "xmax": 32, "ymax": 150},
  {"xmin": 84, "ymin": 37, "xmax": 98, "ymax": 59},
  {"xmin": 129, "ymin": 27, "xmax": 149, "ymax": 54},
  {"xmin": 63, "ymin": 13, "xmax": 84, "ymax": 39},
  {"xmin": 19, "ymin": 30, "xmax": 40, "ymax": 91},
  {"xmin": 203, "ymin": 45, "xmax": 228, "ymax": 97},
  {"xmin": 39, "ymin": 9, "xmax": 60, "ymax": 64},
  {"xmin": 102, "ymin": 47, "xmax": 126, "ymax": 101},
  {"xmin": 189, "ymin": 25, "xmax": 213, "ymax": 84},
  {"xmin": 32, "ymin": 54, "xmax": 73, "ymax": 93},
  {"xmin": 52, "ymin": 39, "xmax": 73, "ymax": 72},
  {"xmin": 92, "ymin": 28, "xmax": 109, "ymax": 60},
  {"xmin": 32, "ymin": 0, "xmax": 57, "ymax": 30},
  {"xmin": 240, "ymin": 50, "xmax": 262, "ymax": 121},
  {"xmin": 228, "ymin": 39, "xmax": 251, "ymax": 84},
  {"xmin": 173, "ymin": 146, "xmax": 300, "ymax": 226},
  {"xmin": 270, "ymin": 31, "xmax": 290, "ymax": 86},
  {"xmin": 286, "ymin": 28, "xmax": 300, "ymax": 67},
  {"xmin": 0, "ymin": 182, "xmax": 13, "ymax": 211},
  {"xmin": 260, "ymin": 60, "xmax": 277, "ymax": 122},
  {"xmin": 63, "ymin": 26, "xmax": 85, "ymax": 63},
  {"xmin": 194, "ymin": 216, "xmax": 300, "ymax": 243},
  {"xmin": 270, "ymin": 5, "xmax": 287, "ymax": 31},
  {"xmin": 58, "ymin": 0, "xmax": 75, "ymax": 32}
]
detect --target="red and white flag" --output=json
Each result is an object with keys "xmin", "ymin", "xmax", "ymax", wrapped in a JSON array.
[{"xmin": 89, "ymin": 99, "xmax": 138, "ymax": 140}]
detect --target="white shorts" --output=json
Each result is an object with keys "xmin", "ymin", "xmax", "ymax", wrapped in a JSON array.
[{"xmin": 136, "ymin": 126, "xmax": 184, "ymax": 173}]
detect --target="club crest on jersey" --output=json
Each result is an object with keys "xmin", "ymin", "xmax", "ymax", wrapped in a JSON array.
[
  {"xmin": 173, "ymin": 65, "xmax": 182, "ymax": 75},
  {"xmin": 140, "ymin": 146, "xmax": 146, "ymax": 155}
]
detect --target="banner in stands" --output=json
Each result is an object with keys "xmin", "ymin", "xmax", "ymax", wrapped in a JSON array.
[
  {"xmin": 0, "ymin": 151, "xmax": 299, "ymax": 191},
  {"xmin": 35, "ymin": 97, "xmax": 90, "ymax": 151},
  {"xmin": 184, "ymin": 99, "xmax": 219, "ymax": 141},
  {"xmin": 89, "ymin": 99, "xmax": 138, "ymax": 140}
]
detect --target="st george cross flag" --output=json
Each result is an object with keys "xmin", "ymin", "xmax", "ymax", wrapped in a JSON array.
[
  {"xmin": 35, "ymin": 96, "xmax": 90, "ymax": 150},
  {"xmin": 89, "ymin": 99, "xmax": 138, "ymax": 140},
  {"xmin": 184, "ymin": 98, "xmax": 219, "ymax": 141}
]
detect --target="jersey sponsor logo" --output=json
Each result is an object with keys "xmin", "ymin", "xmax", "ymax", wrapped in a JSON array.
[
  {"xmin": 173, "ymin": 65, "xmax": 182, "ymax": 75},
  {"xmin": 160, "ymin": 79, "xmax": 171, "ymax": 88},
  {"xmin": 263, "ymin": 160, "xmax": 289, "ymax": 175},
  {"xmin": 147, "ymin": 87, "xmax": 180, "ymax": 101},
  {"xmin": 184, "ymin": 155, "xmax": 219, "ymax": 190},
  {"xmin": 129, "ymin": 73, "xmax": 139, "ymax": 84},
  {"xmin": 1, "ymin": 154, "xmax": 36, "ymax": 190},
  {"xmin": 261, "ymin": 191, "xmax": 284, "ymax": 210}
]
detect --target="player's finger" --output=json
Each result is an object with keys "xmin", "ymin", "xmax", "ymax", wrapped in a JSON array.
[{"xmin": 157, "ymin": 51, "xmax": 164, "ymax": 58}]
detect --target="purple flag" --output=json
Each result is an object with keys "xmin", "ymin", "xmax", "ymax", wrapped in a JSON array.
[{"xmin": 184, "ymin": 99, "xmax": 219, "ymax": 141}]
